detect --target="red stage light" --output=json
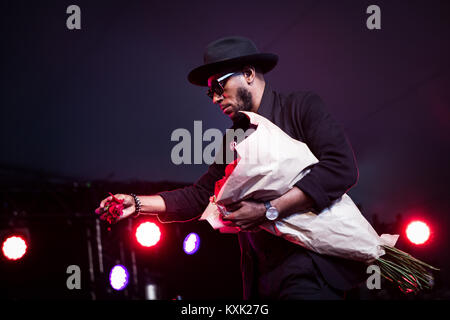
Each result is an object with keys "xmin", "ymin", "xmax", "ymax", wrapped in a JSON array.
[
  {"xmin": 135, "ymin": 222, "xmax": 161, "ymax": 247},
  {"xmin": 406, "ymin": 221, "xmax": 430, "ymax": 245},
  {"xmin": 2, "ymin": 236, "xmax": 28, "ymax": 260}
]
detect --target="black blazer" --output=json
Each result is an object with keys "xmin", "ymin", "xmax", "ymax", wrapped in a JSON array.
[{"xmin": 157, "ymin": 83, "xmax": 367, "ymax": 297}]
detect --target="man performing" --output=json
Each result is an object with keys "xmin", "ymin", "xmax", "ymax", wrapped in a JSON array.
[{"xmin": 97, "ymin": 36, "xmax": 366, "ymax": 300}]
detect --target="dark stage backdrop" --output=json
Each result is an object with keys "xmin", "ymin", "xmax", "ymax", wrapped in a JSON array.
[{"xmin": 1, "ymin": 0, "xmax": 449, "ymax": 300}]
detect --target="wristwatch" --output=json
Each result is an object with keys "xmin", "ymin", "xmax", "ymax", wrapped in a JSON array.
[{"xmin": 264, "ymin": 201, "xmax": 279, "ymax": 221}]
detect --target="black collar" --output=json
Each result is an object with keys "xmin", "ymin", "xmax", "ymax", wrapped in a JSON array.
[
  {"xmin": 232, "ymin": 82, "xmax": 275, "ymax": 129},
  {"xmin": 255, "ymin": 82, "xmax": 275, "ymax": 119}
]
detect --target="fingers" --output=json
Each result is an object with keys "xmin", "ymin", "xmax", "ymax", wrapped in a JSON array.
[
  {"xmin": 98, "ymin": 193, "xmax": 128, "ymax": 209},
  {"xmin": 222, "ymin": 214, "xmax": 246, "ymax": 228},
  {"xmin": 221, "ymin": 211, "xmax": 238, "ymax": 221},
  {"xmin": 220, "ymin": 212, "xmax": 240, "ymax": 229},
  {"xmin": 95, "ymin": 194, "xmax": 133, "ymax": 226},
  {"xmin": 116, "ymin": 207, "xmax": 130, "ymax": 221},
  {"xmin": 113, "ymin": 194, "xmax": 126, "ymax": 201},
  {"xmin": 221, "ymin": 212, "xmax": 260, "ymax": 231},
  {"xmin": 96, "ymin": 194, "xmax": 117, "ymax": 216},
  {"xmin": 100, "ymin": 195, "xmax": 113, "ymax": 208},
  {"xmin": 236, "ymin": 215, "xmax": 265, "ymax": 230},
  {"xmin": 221, "ymin": 220, "xmax": 236, "ymax": 227},
  {"xmin": 225, "ymin": 201, "xmax": 242, "ymax": 212}
]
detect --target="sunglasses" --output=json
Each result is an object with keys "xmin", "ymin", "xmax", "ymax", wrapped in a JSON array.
[{"xmin": 207, "ymin": 72, "xmax": 239, "ymax": 99}]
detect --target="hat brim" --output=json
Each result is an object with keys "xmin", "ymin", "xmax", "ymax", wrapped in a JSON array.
[{"xmin": 187, "ymin": 53, "xmax": 278, "ymax": 87}]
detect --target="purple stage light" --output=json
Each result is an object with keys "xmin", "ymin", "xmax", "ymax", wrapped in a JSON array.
[
  {"xmin": 109, "ymin": 265, "xmax": 129, "ymax": 290},
  {"xmin": 183, "ymin": 233, "xmax": 200, "ymax": 255}
]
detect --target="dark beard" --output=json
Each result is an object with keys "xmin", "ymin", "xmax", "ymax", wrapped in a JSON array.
[{"xmin": 232, "ymin": 87, "xmax": 253, "ymax": 125}]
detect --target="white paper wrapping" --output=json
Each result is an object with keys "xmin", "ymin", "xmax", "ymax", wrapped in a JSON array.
[{"xmin": 200, "ymin": 111, "xmax": 398, "ymax": 263}]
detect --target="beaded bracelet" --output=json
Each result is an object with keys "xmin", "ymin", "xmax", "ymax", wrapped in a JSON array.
[{"xmin": 130, "ymin": 193, "xmax": 141, "ymax": 218}]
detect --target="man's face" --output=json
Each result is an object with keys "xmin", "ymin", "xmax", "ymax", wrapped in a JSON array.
[{"xmin": 207, "ymin": 72, "xmax": 253, "ymax": 121}]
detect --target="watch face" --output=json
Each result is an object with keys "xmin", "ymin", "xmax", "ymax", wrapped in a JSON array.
[{"xmin": 266, "ymin": 207, "xmax": 279, "ymax": 220}]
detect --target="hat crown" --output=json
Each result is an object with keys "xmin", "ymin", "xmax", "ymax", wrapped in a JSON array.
[
  {"xmin": 204, "ymin": 36, "xmax": 260, "ymax": 64},
  {"xmin": 188, "ymin": 35, "xmax": 277, "ymax": 86}
]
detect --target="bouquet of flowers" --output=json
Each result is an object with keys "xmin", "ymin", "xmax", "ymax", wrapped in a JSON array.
[
  {"xmin": 200, "ymin": 111, "xmax": 438, "ymax": 293},
  {"xmin": 95, "ymin": 193, "xmax": 125, "ymax": 225}
]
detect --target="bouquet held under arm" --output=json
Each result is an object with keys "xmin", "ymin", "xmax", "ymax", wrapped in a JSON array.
[{"xmin": 200, "ymin": 111, "xmax": 438, "ymax": 293}]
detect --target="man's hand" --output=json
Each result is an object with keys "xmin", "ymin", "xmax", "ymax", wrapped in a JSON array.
[
  {"xmin": 95, "ymin": 194, "xmax": 136, "ymax": 221},
  {"xmin": 222, "ymin": 200, "xmax": 267, "ymax": 231}
]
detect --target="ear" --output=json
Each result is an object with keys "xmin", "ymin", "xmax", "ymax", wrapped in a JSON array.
[{"xmin": 242, "ymin": 65, "xmax": 256, "ymax": 84}]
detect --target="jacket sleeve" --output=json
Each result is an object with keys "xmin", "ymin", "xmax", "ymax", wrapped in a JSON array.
[
  {"xmin": 156, "ymin": 130, "xmax": 237, "ymax": 222},
  {"xmin": 156, "ymin": 161, "xmax": 225, "ymax": 222},
  {"xmin": 293, "ymin": 92, "xmax": 359, "ymax": 212}
]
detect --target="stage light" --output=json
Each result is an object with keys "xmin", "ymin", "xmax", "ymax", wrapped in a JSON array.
[
  {"xmin": 406, "ymin": 221, "xmax": 430, "ymax": 245},
  {"xmin": 145, "ymin": 283, "xmax": 158, "ymax": 300},
  {"xmin": 183, "ymin": 233, "xmax": 200, "ymax": 255},
  {"xmin": 109, "ymin": 265, "xmax": 129, "ymax": 290},
  {"xmin": 2, "ymin": 235, "xmax": 27, "ymax": 260},
  {"xmin": 135, "ymin": 222, "xmax": 161, "ymax": 247}
]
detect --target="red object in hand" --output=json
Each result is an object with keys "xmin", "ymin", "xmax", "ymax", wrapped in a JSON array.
[
  {"xmin": 97, "ymin": 193, "xmax": 125, "ymax": 224},
  {"xmin": 214, "ymin": 158, "xmax": 240, "ymax": 198}
]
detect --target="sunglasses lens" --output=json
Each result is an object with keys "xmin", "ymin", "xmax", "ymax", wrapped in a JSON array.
[
  {"xmin": 207, "ymin": 80, "xmax": 223, "ymax": 99},
  {"xmin": 214, "ymin": 81, "xmax": 224, "ymax": 94}
]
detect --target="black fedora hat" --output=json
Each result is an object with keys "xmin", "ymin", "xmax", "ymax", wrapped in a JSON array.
[{"xmin": 188, "ymin": 36, "xmax": 278, "ymax": 87}]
